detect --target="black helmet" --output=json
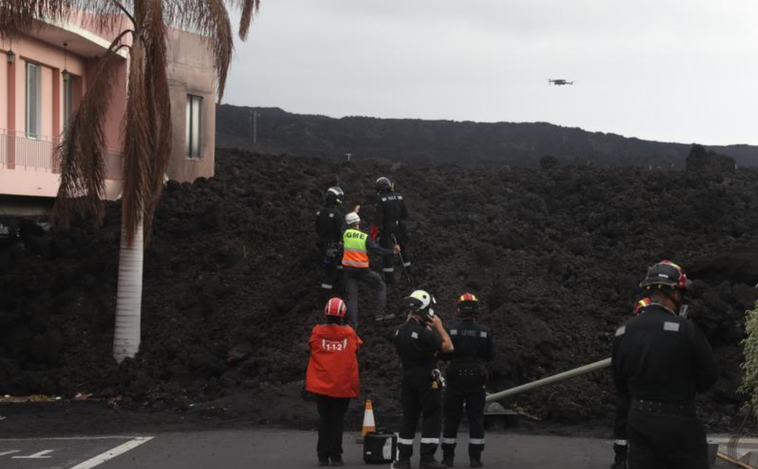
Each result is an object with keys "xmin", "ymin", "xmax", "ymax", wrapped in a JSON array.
[
  {"xmin": 375, "ymin": 177, "xmax": 393, "ymax": 194},
  {"xmin": 640, "ymin": 260, "xmax": 690, "ymax": 292},
  {"xmin": 404, "ymin": 290, "xmax": 436, "ymax": 321},
  {"xmin": 325, "ymin": 186, "xmax": 344, "ymax": 205}
]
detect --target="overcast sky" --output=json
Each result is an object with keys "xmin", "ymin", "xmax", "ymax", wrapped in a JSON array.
[{"xmin": 224, "ymin": 0, "xmax": 758, "ymax": 146}]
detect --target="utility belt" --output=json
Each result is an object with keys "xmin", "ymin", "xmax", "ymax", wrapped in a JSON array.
[
  {"xmin": 447, "ymin": 361, "xmax": 487, "ymax": 386},
  {"xmin": 631, "ymin": 398, "xmax": 696, "ymax": 417},
  {"xmin": 323, "ymin": 241, "xmax": 343, "ymax": 260}
]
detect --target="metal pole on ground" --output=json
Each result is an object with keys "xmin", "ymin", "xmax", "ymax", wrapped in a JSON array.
[{"xmin": 486, "ymin": 358, "xmax": 611, "ymax": 403}]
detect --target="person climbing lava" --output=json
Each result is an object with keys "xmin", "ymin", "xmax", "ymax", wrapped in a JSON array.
[
  {"xmin": 341, "ymin": 211, "xmax": 400, "ymax": 329},
  {"xmin": 372, "ymin": 176, "xmax": 411, "ymax": 285}
]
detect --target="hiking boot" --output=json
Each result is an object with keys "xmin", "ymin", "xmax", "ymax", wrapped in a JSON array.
[
  {"xmin": 470, "ymin": 457, "xmax": 483, "ymax": 468},
  {"xmin": 318, "ymin": 459, "xmax": 329, "ymax": 466},
  {"xmin": 393, "ymin": 458, "xmax": 411, "ymax": 469},
  {"xmin": 330, "ymin": 458, "xmax": 344, "ymax": 467},
  {"xmin": 442, "ymin": 456, "xmax": 454, "ymax": 467},
  {"xmin": 420, "ymin": 459, "xmax": 445, "ymax": 469}
]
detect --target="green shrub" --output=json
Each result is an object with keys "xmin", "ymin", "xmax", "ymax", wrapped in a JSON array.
[{"xmin": 739, "ymin": 302, "xmax": 758, "ymax": 414}]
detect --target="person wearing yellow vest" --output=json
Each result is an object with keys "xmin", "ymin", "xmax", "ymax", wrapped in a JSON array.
[{"xmin": 342, "ymin": 211, "xmax": 400, "ymax": 329}]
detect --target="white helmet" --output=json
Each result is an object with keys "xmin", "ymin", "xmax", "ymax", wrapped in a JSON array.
[
  {"xmin": 345, "ymin": 212, "xmax": 360, "ymax": 225},
  {"xmin": 404, "ymin": 290, "xmax": 436, "ymax": 320}
]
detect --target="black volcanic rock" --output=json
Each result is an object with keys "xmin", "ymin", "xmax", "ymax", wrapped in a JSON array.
[{"xmin": 3, "ymin": 148, "xmax": 758, "ymax": 430}]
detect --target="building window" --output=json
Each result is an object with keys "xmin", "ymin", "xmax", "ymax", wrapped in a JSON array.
[
  {"xmin": 25, "ymin": 62, "xmax": 41, "ymax": 139},
  {"xmin": 63, "ymin": 72, "xmax": 73, "ymax": 129},
  {"xmin": 186, "ymin": 95, "xmax": 203, "ymax": 159}
]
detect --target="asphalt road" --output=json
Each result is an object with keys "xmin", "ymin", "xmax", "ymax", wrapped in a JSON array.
[{"xmin": 0, "ymin": 429, "xmax": 733, "ymax": 469}]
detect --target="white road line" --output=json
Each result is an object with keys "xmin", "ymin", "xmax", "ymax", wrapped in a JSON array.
[
  {"xmin": 13, "ymin": 450, "xmax": 54, "ymax": 459},
  {"xmin": 0, "ymin": 436, "xmax": 140, "ymax": 441},
  {"xmin": 67, "ymin": 437, "xmax": 154, "ymax": 469},
  {"xmin": 0, "ymin": 450, "xmax": 21, "ymax": 456}
]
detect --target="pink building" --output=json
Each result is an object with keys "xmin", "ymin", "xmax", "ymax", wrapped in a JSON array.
[{"xmin": 0, "ymin": 13, "xmax": 217, "ymax": 221}]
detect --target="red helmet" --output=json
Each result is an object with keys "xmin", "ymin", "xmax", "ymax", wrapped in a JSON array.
[
  {"xmin": 324, "ymin": 297, "xmax": 347, "ymax": 318},
  {"xmin": 633, "ymin": 297, "xmax": 651, "ymax": 316},
  {"xmin": 456, "ymin": 292, "xmax": 480, "ymax": 317}
]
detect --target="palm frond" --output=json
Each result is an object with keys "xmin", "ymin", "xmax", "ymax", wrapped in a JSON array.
[
  {"xmin": 141, "ymin": 0, "xmax": 172, "ymax": 241},
  {"xmin": 0, "ymin": 1, "xmax": 125, "ymax": 40},
  {"xmin": 53, "ymin": 39, "xmax": 124, "ymax": 227},
  {"xmin": 164, "ymin": 0, "xmax": 234, "ymax": 101},
  {"xmin": 235, "ymin": 0, "xmax": 260, "ymax": 41}
]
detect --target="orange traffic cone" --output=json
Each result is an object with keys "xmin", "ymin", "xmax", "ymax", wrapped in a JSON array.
[{"xmin": 356, "ymin": 399, "xmax": 377, "ymax": 443}]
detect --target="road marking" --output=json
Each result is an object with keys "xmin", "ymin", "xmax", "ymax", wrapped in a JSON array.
[
  {"xmin": 0, "ymin": 436, "xmax": 142, "ymax": 442},
  {"xmin": 13, "ymin": 450, "xmax": 54, "ymax": 459},
  {"xmin": 68, "ymin": 437, "xmax": 154, "ymax": 469},
  {"xmin": 0, "ymin": 450, "xmax": 21, "ymax": 456}
]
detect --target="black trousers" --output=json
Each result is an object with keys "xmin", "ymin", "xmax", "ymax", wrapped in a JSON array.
[
  {"xmin": 316, "ymin": 395, "xmax": 351, "ymax": 461},
  {"xmin": 379, "ymin": 229, "xmax": 410, "ymax": 285},
  {"xmin": 613, "ymin": 395, "xmax": 630, "ymax": 464},
  {"xmin": 320, "ymin": 249, "xmax": 343, "ymax": 293},
  {"xmin": 442, "ymin": 384, "xmax": 486, "ymax": 459},
  {"xmin": 627, "ymin": 408, "xmax": 710, "ymax": 469},
  {"xmin": 398, "ymin": 371, "xmax": 441, "ymax": 461}
]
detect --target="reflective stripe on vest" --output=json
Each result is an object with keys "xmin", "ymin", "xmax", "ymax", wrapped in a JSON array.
[{"xmin": 342, "ymin": 229, "xmax": 369, "ymax": 268}]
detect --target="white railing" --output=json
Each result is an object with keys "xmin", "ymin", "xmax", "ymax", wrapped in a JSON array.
[
  {"xmin": 0, "ymin": 129, "xmax": 59, "ymax": 172},
  {"xmin": 0, "ymin": 129, "xmax": 122, "ymax": 180}
]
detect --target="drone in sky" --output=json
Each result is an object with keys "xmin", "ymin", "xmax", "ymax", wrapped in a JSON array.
[{"xmin": 548, "ymin": 79, "xmax": 575, "ymax": 86}]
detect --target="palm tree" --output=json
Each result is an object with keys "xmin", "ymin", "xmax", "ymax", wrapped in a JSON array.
[{"xmin": 0, "ymin": 0, "xmax": 261, "ymax": 362}]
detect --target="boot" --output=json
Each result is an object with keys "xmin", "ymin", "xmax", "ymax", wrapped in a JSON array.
[
  {"xmin": 442, "ymin": 454, "xmax": 454, "ymax": 467},
  {"xmin": 393, "ymin": 458, "xmax": 411, "ymax": 469},
  {"xmin": 470, "ymin": 455, "xmax": 483, "ymax": 468},
  {"xmin": 420, "ymin": 459, "xmax": 444, "ymax": 469},
  {"xmin": 330, "ymin": 458, "xmax": 344, "ymax": 467},
  {"xmin": 610, "ymin": 463, "xmax": 626, "ymax": 469}
]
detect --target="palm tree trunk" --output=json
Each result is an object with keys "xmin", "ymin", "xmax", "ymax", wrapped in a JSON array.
[{"xmin": 112, "ymin": 216, "xmax": 144, "ymax": 363}]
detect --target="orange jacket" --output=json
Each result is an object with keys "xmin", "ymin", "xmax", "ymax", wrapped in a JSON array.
[{"xmin": 306, "ymin": 324, "xmax": 363, "ymax": 398}]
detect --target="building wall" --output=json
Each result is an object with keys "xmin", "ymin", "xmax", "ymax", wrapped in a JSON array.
[
  {"xmin": 0, "ymin": 17, "xmax": 216, "ymax": 215},
  {"xmin": 0, "ymin": 58, "xmax": 7, "ymax": 131},
  {"xmin": 0, "ymin": 35, "xmax": 90, "ymax": 138},
  {"xmin": 165, "ymin": 29, "xmax": 216, "ymax": 182}
]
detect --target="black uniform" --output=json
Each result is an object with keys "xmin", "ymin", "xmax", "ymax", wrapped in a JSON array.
[
  {"xmin": 315, "ymin": 204, "xmax": 345, "ymax": 293},
  {"xmin": 375, "ymin": 191, "xmax": 410, "ymax": 284},
  {"xmin": 441, "ymin": 320, "xmax": 493, "ymax": 463},
  {"xmin": 612, "ymin": 303, "xmax": 718, "ymax": 469},
  {"xmin": 393, "ymin": 319, "xmax": 444, "ymax": 462}
]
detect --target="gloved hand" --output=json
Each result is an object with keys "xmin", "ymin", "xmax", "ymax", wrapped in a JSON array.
[{"xmin": 432, "ymin": 369, "xmax": 446, "ymax": 389}]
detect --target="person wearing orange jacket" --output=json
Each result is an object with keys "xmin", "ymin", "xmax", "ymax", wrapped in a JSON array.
[{"xmin": 306, "ymin": 297, "xmax": 363, "ymax": 467}]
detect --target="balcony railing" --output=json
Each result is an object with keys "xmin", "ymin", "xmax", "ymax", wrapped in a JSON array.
[{"xmin": 0, "ymin": 129, "xmax": 122, "ymax": 179}]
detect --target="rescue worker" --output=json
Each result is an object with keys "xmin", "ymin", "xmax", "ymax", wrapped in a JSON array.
[
  {"xmin": 342, "ymin": 211, "xmax": 400, "ymax": 329},
  {"xmin": 441, "ymin": 293, "xmax": 493, "ymax": 468},
  {"xmin": 612, "ymin": 261, "xmax": 718, "ymax": 469},
  {"xmin": 316, "ymin": 187, "xmax": 359, "ymax": 295},
  {"xmin": 392, "ymin": 290, "xmax": 455, "ymax": 469},
  {"xmin": 612, "ymin": 297, "xmax": 650, "ymax": 469},
  {"xmin": 373, "ymin": 176, "xmax": 410, "ymax": 285},
  {"xmin": 306, "ymin": 297, "xmax": 363, "ymax": 467}
]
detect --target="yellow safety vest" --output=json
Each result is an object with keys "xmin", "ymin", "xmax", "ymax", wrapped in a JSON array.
[{"xmin": 342, "ymin": 229, "xmax": 369, "ymax": 269}]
